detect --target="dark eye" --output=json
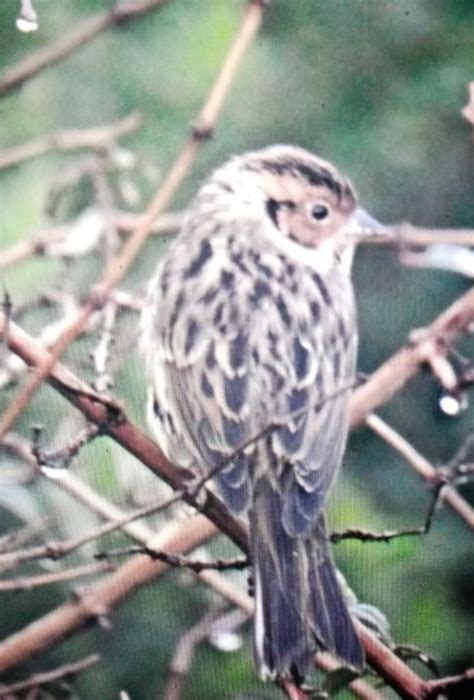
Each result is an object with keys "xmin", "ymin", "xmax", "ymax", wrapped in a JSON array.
[{"xmin": 311, "ymin": 204, "xmax": 329, "ymax": 221}]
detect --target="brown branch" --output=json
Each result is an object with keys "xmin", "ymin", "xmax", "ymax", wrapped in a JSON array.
[
  {"xmin": 0, "ymin": 112, "xmax": 142, "ymax": 171},
  {"xmin": 0, "ymin": 516, "xmax": 217, "ymax": 674},
  {"xmin": 162, "ymin": 608, "xmax": 244, "ymax": 700},
  {"xmin": 350, "ymin": 288, "xmax": 474, "ymax": 426},
  {"xmin": 0, "ymin": 0, "xmax": 266, "ymax": 442},
  {"xmin": 0, "ymin": 315, "xmax": 444, "ymax": 700},
  {"xmin": 0, "ymin": 561, "xmax": 115, "ymax": 592},
  {"xmin": 0, "ymin": 0, "xmax": 170, "ymax": 97},
  {"xmin": 422, "ymin": 668, "xmax": 474, "ymax": 699},
  {"xmin": 0, "ymin": 315, "xmax": 247, "ymax": 552},
  {"xmin": 355, "ymin": 624, "xmax": 425, "ymax": 700},
  {"xmin": 377, "ymin": 224, "xmax": 474, "ymax": 248},
  {"xmin": 0, "ymin": 211, "xmax": 183, "ymax": 271},
  {"xmin": 95, "ymin": 547, "xmax": 249, "ymax": 573},
  {"xmin": 367, "ymin": 414, "xmax": 474, "ymax": 529},
  {"xmin": 0, "ymin": 653, "xmax": 100, "ymax": 696}
]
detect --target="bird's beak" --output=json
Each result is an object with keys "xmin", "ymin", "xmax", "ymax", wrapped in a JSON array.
[{"xmin": 343, "ymin": 207, "xmax": 392, "ymax": 243}]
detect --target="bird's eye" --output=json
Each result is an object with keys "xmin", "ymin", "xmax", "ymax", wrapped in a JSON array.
[{"xmin": 311, "ymin": 204, "xmax": 330, "ymax": 221}]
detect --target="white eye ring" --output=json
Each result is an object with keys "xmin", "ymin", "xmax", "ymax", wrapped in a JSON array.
[{"xmin": 310, "ymin": 203, "xmax": 331, "ymax": 221}]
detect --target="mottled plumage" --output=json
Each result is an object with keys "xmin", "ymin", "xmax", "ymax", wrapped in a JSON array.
[{"xmin": 141, "ymin": 145, "xmax": 374, "ymax": 680}]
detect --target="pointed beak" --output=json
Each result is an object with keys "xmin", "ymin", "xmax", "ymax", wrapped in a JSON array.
[{"xmin": 344, "ymin": 207, "xmax": 392, "ymax": 243}]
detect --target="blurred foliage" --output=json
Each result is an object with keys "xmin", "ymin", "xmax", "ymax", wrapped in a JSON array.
[{"xmin": 0, "ymin": 1, "xmax": 473, "ymax": 698}]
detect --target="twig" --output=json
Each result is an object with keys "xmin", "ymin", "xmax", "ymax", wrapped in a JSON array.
[
  {"xmin": 0, "ymin": 211, "xmax": 183, "ymax": 272},
  {"xmin": 0, "ymin": 315, "xmax": 456, "ymax": 700},
  {"xmin": 0, "ymin": 0, "xmax": 170, "ymax": 97},
  {"xmin": 0, "ymin": 653, "xmax": 100, "ymax": 696},
  {"xmin": 0, "ymin": 112, "xmax": 142, "ymax": 171},
  {"xmin": 0, "ymin": 518, "xmax": 48, "ymax": 554},
  {"xmin": 31, "ymin": 422, "xmax": 100, "ymax": 471},
  {"xmin": 95, "ymin": 547, "xmax": 248, "ymax": 573},
  {"xmin": 422, "ymin": 668, "xmax": 474, "ymax": 699},
  {"xmin": 0, "ymin": 0, "xmax": 267, "ymax": 442},
  {"xmin": 350, "ymin": 288, "xmax": 474, "ymax": 426},
  {"xmin": 162, "ymin": 608, "xmax": 244, "ymax": 700},
  {"xmin": 0, "ymin": 561, "xmax": 115, "ymax": 592},
  {"xmin": 331, "ymin": 480, "xmax": 444, "ymax": 543},
  {"xmin": 0, "ymin": 516, "xmax": 218, "ymax": 674},
  {"xmin": 379, "ymin": 224, "xmax": 474, "ymax": 248},
  {"xmin": 366, "ymin": 414, "xmax": 474, "ymax": 529}
]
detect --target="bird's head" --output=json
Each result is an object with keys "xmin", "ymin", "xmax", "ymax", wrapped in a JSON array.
[{"xmin": 208, "ymin": 145, "xmax": 384, "ymax": 271}]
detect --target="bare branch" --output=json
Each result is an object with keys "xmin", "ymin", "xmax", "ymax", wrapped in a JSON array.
[
  {"xmin": 0, "ymin": 112, "xmax": 142, "ymax": 171},
  {"xmin": 0, "ymin": 516, "xmax": 218, "ymax": 674},
  {"xmin": 350, "ymin": 288, "xmax": 474, "ymax": 426},
  {"xmin": 0, "ymin": 210, "xmax": 183, "ymax": 272},
  {"xmin": 366, "ymin": 414, "xmax": 474, "ymax": 529},
  {"xmin": 0, "ymin": 1, "xmax": 170, "ymax": 97},
  {"xmin": 422, "ymin": 668, "xmax": 474, "ymax": 699},
  {"xmin": 0, "ymin": 0, "xmax": 267, "ymax": 441},
  {"xmin": 0, "ymin": 653, "xmax": 100, "ymax": 696},
  {"xmin": 0, "ymin": 561, "xmax": 115, "ymax": 592},
  {"xmin": 332, "ymin": 480, "xmax": 445, "ymax": 542},
  {"xmin": 95, "ymin": 547, "xmax": 249, "ymax": 573},
  {"xmin": 0, "ymin": 314, "xmax": 455, "ymax": 700}
]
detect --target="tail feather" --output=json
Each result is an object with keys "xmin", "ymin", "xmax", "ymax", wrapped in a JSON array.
[
  {"xmin": 308, "ymin": 515, "xmax": 365, "ymax": 668},
  {"xmin": 250, "ymin": 477, "xmax": 364, "ymax": 680}
]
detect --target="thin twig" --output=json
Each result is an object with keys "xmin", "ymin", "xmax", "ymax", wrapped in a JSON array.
[
  {"xmin": 331, "ymin": 480, "xmax": 445, "ymax": 543},
  {"xmin": 0, "ymin": 0, "xmax": 267, "ymax": 442},
  {"xmin": 0, "ymin": 112, "xmax": 142, "ymax": 171},
  {"xmin": 0, "ymin": 516, "xmax": 218, "ymax": 674},
  {"xmin": 0, "ymin": 0, "xmax": 170, "ymax": 97},
  {"xmin": 163, "ymin": 608, "xmax": 246, "ymax": 700},
  {"xmin": 95, "ymin": 547, "xmax": 248, "ymax": 573},
  {"xmin": 0, "ymin": 314, "xmax": 460, "ymax": 700},
  {"xmin": 0, "ymin": 211, "xmax": 183, "ymax": 271},
  {"xmin": 366, "ymin": 414, "xmax": 474, "ymax": 529},
  {"xmin": 0, "ymin": 561, "xmax": 115, "ymax": 592},
  {"xmin": 0, "ymin": 653, "xmax": 100, "ymax": 696},
  {"xmin": 350, "ymin": 288, "xmax": 474, "ymax": 426}
]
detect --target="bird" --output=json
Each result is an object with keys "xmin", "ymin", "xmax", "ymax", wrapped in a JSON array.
[{"xmin": 140, "ymin": 145, "xmax": 380, "ymax": 682}]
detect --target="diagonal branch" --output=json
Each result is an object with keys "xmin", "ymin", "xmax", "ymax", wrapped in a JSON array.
[
  {"xmin": 366, "ymin": 414, "xmax": 474, "ymax": 529},
  {"xmin": 0, "ymin": 112, "xmax": 142, "ymax": 171},
  {"xmin": 0, "ymin": 653, "xmax": 101, "ymax": 695},
  {"xmin": 350, "ymin": 288, "xmax": 474, "ymax": 426},
  {"xmin": 0, "ymin": 312, "xmax": 460, "ymax": 700},
  {"xmin": 0, "ymin": 0, "xmax": 170, "ymax": 97},
  {"xmin": 0, "ymin": 0, "xmax": 267, "ymax": 443}
]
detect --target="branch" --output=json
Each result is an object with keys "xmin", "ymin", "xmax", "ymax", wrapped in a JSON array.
[
  {"xmin": 0, "ymin": 210, "xmax": 183, "ymax": 271},
  {"xmin": 0, "ymin": 315, "xmax": 442, "ymax": 699},
  {"xmin": 0, "ymin": 653, "xmax": 100, "ymax": 696},
  {"xmin": 366, "ymin": 414, "xmax": 474, "ymax": 529},
  {"xmin": 422, "ymin": 668, "xmax": 474, "ymax": 699},
  {"xmin": 0, "ymin": 0, "xmax": 267, "ymax": 442},
  {"xmin": 377, "ymin": 223, "xmax": 474, "ymax": 248},
  {"xmin": 95, "ymin": 547, "xmax": 249, "ymax": 573},
  {"xmin": 0, "ymin": 0, "xmax": 170, "ymax": 97},
  {"xmin": 0, "ymin": 561, "xmax": 115, "ymax": 592},
  {"xmin": 350, "ymin": 288, "xmax": 474, "ymax": 426},
  {"xmin": 0, "ymin": 516, "xmax": 217, "ymax": 674},
  {"xmin": 0, "ymin": 112, "xmax": 142, "ymax": 171}
]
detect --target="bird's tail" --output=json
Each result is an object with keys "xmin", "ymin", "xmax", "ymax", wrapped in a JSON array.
[{"xmin": 249, "ymin": 477, "xmax": 364, "ymax": 681}]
